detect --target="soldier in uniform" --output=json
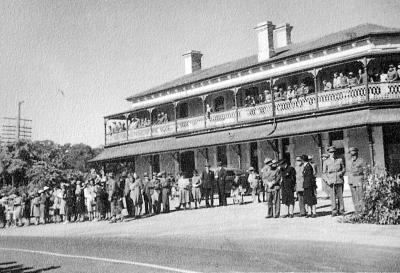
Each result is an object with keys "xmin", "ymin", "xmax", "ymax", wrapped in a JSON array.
[
  {"xmin": 142, "ymin": 173, "xmax": 153, "ymax": 215},
  {"xmin": 265, "ymin": 159, "xmax": 282, "ymax": 218},
  {"xmin": 215, "ymin": 162, "xmax": 227, "ymax": 206},
  {"xmin": 348, "ymin": 147, "xmax": 366, "ymax": 213},
  {"xmin": 324, "ymin": 146, "xmax": 346, "ymax": 216},
  {"xmin": 321, "ymin": 153, "xmax": 331, "ymax": 198},
  {"xmin": 261, "ymin": 157, "xmax": 273, "ymax": 202},
  {"xmin": 201, "ymin": 163, "xmax": 215, "ymax": 207}
]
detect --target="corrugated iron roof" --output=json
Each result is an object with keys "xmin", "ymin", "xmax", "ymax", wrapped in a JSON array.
[{"xmin": 126, "ymin": 23, "xmax": 400, "ymax": 101}]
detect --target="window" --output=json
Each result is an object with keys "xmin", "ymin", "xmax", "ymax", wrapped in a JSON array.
[
  {"xmin": 214, "ymin": 96, "xmax": 225, "ymax": 112},
  {"xmin": 217, "ymin": 145, "xmax": 228, "ymax": 166}
]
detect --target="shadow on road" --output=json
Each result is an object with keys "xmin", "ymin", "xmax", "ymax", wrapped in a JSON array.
[{"xmin": 0, "ymin": 261, "xmax": 60, "ymax": 273}]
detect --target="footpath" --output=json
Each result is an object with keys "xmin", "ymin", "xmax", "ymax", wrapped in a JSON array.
[{"xmin": 1, "ymin": 190, "xmax": 400, "ymax": 249}]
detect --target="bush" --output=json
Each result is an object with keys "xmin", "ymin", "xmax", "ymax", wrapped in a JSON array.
[{"xmin": 343, "ymin": 167, "xmax": 400, "ymax": 225}]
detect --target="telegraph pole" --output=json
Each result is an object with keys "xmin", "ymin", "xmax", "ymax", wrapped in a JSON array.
[
  {"xmin": 17, "ymin": 100, "xmax": 24, "ymax": 139},
  {"xmin": 1, "ymin": 100, "xmax": 32, "ymax": 144}
]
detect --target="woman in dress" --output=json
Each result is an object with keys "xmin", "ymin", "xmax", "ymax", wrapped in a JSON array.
[
  {"xmin": 302, "ymin": 155, "xmax": 317, "ymax": 218},
  {"xmin": 58, "ymin": 184, "xmax": 66, "ymax": 223},
  {"xmin": 177, "ymin": 172, "xmax": 190, "ymax": 210},
  {"xmin": 32, "ymin": 192, "xmax": 40, "ymax": 225},
  {"xmin": 279, "ymin": 159, "xmax": 296, "ymax": 218},
  {"xmin": 75, "ymin": 180, "xmax": 85, "ymax": 222},
  {"xmin": 129, "ymin": 173, "xmax": 143, "ymax": 219},
  {"xmin": 191, "ymin": 170, "xmax": 202, "ymax": 209}
]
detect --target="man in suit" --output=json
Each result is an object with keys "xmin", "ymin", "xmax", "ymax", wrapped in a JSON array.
[
  {"xmin": 215, "ymin": 161, "xmax": 227, "ymax": 206},
  {"xmin": 324, "ymin": 146, "xmax": 346, "ymax": 217},
  {"xmin": 201, "ymin": 163, "xmax": 215, "ymax": 207},
  {"xmin": 142, "ymin": 173, "xmax": 153, "ymax": 215},
  {"xmin": 348, "ymin": 147, "xmax": 366, "ymax": 213},
  {"xmin": 106, "ymin": 172, "xmax": 119, "ymax": 223}
]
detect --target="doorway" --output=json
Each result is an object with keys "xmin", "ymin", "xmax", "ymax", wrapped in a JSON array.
[
  {"xmin": 250, "ymin": 142, "xmax": 259, "ymax": 172},
  {"xmin": 384, "ymin": 124, "xmax": 400, "ymax": 175},
  {"xmin": 180, "ymin": 151, "xmax": 195, "ymax": 178}
]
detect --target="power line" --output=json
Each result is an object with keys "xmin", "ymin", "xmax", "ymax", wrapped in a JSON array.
[{"xmin": 1, "ymin": 101, "xmax": 32, "ymax": 144}]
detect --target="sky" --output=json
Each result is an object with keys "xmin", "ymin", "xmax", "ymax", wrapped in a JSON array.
[{"xmin": 1, "ymin": 0, "xmax": 400, "ymax": 147}]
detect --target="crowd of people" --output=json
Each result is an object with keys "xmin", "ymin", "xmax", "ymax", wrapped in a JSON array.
[
  {"xmin": 322, "ymin": 64, "xmax": 400, "ymax": 91},
  {"xmin": 0, "ymin": 144, "xmax": 368, "ymax": 228},
  {"xmin": 128, "ymin": 116, "xmax": 151, "ymax": 130},
  {"xmin": 107, "ymin": 121, "xmax": 127, "ymax": 135}
]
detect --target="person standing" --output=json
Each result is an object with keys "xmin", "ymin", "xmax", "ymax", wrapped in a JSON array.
[
  {"xmin": 75, "ymin": 181, "xmax": 85, "ymax": 222},
  {"xmin": 142, "ymin": 173, "xmax": 153, "ymax": 215},
  {"xmin": 106, "ymin": 172, "xmax": 119, "ymax": 223},
  {"xmin": 191, "ymin": 170, "xmax": 202, "ymax": 209},
  {"xmin": 201, "ymin": 164, "xmax": 215, "ymax": 207},
  {"xmin": 59, "ymin": 184, "xmax": 67, "ymax": 222},
  {"xmin": 265, "ymin": 160, "xmax": 281, "ymax": 218},
  {"xmin": 302, "ymin": 155, "xmax": 317, "ymax": 218},
  {"xmin": 321, "ymin": 153, "xmax": 331, "ymax": 198},
  {"xmin": 261, "ymin": 158, "xmax": 273, "ymax": 202},
  {"xmin": 32, "ymin": 192, "xmax": 40, "ymax": 225},
  {"xmin": 13, "ymin": 191, "xmax": 23, "ymax": 226},
  {"xmin": 38, "ymin": 189, "xmax": 47, "ymax": 224},
  {"xmin": 215, "ymin": 162, "xmax": 227, "ymax": 206},
  {"xmin": 279, "ymin": 159, "xmax": 296, "ymax": 218},
  {"xmin": 348, "ymin": 147, "xmax": 366, "ymax": 214},
  {"xmin": 248, "ymin": 167, "xmax": 259, "ymax": 203},
  {"xmin": 294, "ymin": 156, "xmax": 305, "ymax": 217},
  {"xmin": 177, "ymin": 172, "xmax": 190, "ymax": 210},
  {"xmin": 129, "ymin": 173, "xmax": 143, "ymax": 218},
  {"xmin": 324, "ymin": 146, "xmax": 346, "ymax": 216},
  {"xmin": 160, "ymin": 172, "xmax": 171, "ymax": 213}
]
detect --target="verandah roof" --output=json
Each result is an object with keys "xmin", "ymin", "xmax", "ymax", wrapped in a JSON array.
[{"xmin": 89, "ymin": 107, "xmax": 398, "ymax": 163}]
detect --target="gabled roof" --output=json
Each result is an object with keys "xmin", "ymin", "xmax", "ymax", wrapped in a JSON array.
[{"xmin": 127, "ymin": 23, "xmax": 400, "ymax": 101}]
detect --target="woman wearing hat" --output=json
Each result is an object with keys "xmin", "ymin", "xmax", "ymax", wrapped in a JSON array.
[
  {"xmin": 248, "ymin": 167, "xmax": 259, "ymax": 203},
  {"xmin": 129, "ymin": 173, "xmax": 143, "ymax": 219},
  {"xmin": 302, "ymin": 155, "xmax": 317, "ymax": 218},
  {"xmin": 32, "ymin": 191, "xmax": 40, "ymax": 225},
  {"xmin": 280, "ymin": 159, "xmax": 296, "ymax": 218}
]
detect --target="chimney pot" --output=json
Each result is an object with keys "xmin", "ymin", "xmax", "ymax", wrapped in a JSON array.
[
  {"xmin": 254, "ymin": 21, "xmax": 276, "ymax": 62},
  {"xmin": 273, "ymin": 23, "xmax": 293, "ymax": 48},
  {"xmin": 183, "ymin": 50, "xmax": 203, "ymax": 75}
]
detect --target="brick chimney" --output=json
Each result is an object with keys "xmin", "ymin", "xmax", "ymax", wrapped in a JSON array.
[
  {"xmin": 273, "ymin": 23, "xmax": 293, "ymax": 48},
  {"xmin": 254, "ymin": 21, "xmax": 275, "ymax": 62},
  {"xmin": 183, "ymin": 50, "xmax": 203, "ymax": 75}
]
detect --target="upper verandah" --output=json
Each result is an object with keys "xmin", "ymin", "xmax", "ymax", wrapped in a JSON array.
[{"xmin": 125, "ymin": 23, "xmax": 400, "ymax": 103}]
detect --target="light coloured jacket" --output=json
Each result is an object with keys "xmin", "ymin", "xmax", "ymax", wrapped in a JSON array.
[{"xmin": 323, "ymin": 157, "xmax": 345, "ymax": 185}]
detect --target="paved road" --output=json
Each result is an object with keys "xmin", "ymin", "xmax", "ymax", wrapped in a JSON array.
[
  {"xmin": 1, "ymin": 194, "xmax": 400, "ymax": 272},
  {"xmin": 1, "ymin": 234, "xmax": 400, "ymax": 272}
]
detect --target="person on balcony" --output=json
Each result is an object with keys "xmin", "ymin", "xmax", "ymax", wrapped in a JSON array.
[
  {"xmin": 380, "ymin": 69, "xmax": 388, "ymax": 83},
  {"xmin": 339, "ymin": 72, "xmax": 349, "ymax": 87},
  {"xmin": 206, "ymin": 104, "xmax": 212, "ymax": 119},
  {"xmin": 324, "ymin": 146, "xmax": 345, "ymax": 217},
  {"xmin": 272, "ymin": 86, "xmax": 280, "ymax": 101},
  {"xmin": 296, "ymin": 83, "xmax": 305, "ymax": 97},
  {"xmin": 397, "ymin": 64, "xmax": 400, "ymax": 79},
  {"xmin": 264, "ymin": 90, "xmax": 272, "ymax": 103},
  {"xmin": 370, "ymin": 68, "xmax": 381, "ymax": 83},
  {"xmin": 323, "ymin": 80, "xmax": 332, "ymax": 91},
  {"xmin": 357, "ymin": 69, "xmax": 368, "ymax": 85},
  {"xmin": 348, "ymin": 72, "xmax": 358, "ymax": 86},
  {"xmin": 286, "ymin": 85, "xmax": 296, "ymax": 100},
  {"xmin": 279, "ymin": 87, "xmax": 286, "ymax": 100},
  {"xmin": 256, "ymin": 93, "xmax": 265, "ymax": 104},
  {"xmin": 333, "ymin": 72, "xmax": 341, "ymax": 89},
  {"xmin": 387, "ymin": 64, "xmax": 399, "ymax": 82},
  {"xmin": 244, "ymin": 95, "xmax": 255, "ymax": 107}
]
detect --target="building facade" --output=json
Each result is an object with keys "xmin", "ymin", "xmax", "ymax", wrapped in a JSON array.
[{"xmin": 91, "ymin": 22, "xmax": 400, "ymax": 183}]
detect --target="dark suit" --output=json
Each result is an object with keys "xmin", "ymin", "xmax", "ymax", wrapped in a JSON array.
[
  {"xmin": 215, "ymin": 167, "xmax": 227, "ymax": 206},
  {"xmin": 201, "ymin": 170, "xmax": 215, "ymax": 207}
]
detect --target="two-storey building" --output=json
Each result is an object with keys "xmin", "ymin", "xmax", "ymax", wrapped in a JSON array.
[{"xmin": 90, "ymin": 22, "xmax": 400, "ymax": 180}]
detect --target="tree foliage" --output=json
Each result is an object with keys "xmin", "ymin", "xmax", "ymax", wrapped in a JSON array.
[
  {"xmin": 0, "ymin": 139, "xmax": 103, "ymax": 193},
  {"xmin": 343, "ymin": 167, "xmax": 400, "ymax": 225}
]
